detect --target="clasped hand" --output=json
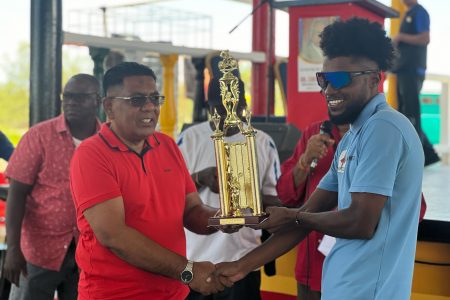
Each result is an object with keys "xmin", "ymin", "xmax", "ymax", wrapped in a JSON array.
[{"xmin": 190, "ymin": 260, "xmax": 247, "ymax": 295}]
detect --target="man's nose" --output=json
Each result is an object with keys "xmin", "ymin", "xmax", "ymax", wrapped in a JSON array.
[
  {"xmin": 323, "ymin": 83, "xmax": 338, "ymax": 96},
  {"xmin": 140, "ymin": 100, "xmax": 158, "ymax": 111}
]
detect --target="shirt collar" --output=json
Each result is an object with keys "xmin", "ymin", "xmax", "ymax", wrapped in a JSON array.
[
  {"xmin": 98, "ymin": 123, "xmax": 157, "ymax": 153},
  {"xmin": 350, "ymin": 93, "xmax": 389, "ymax": 134},
  {"xmin": 56, "ymin": 114, "xmax": 70, "ymax": 134}
]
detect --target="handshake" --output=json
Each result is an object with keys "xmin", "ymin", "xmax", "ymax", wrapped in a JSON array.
[{"xmin": 187, "ymin": 260, "xmax": 246, "ymax": 296}]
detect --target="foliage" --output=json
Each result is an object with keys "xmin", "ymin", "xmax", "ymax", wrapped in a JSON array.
[{"xmin": 0, "ymin": 43, "xmax": 93, "ymax": 146}]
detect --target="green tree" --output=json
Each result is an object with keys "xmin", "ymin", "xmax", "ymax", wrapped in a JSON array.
[{"xmin": 0, "ymin": 43, "xmax": 93, "ymax": 145}]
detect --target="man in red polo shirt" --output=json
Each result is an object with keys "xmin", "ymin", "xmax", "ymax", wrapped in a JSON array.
[
  {"xmin": 70, "ymin": 62, "xmax": 224, "ymax": 300},
  {"xmin": 4, "ymin": 74, "xmax": 101, "ymax": 300}
]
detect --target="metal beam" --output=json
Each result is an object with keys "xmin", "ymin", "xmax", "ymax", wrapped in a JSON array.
[{"xmin": 64, "ymin": 32, "xmax": 266, "ymax": 63}]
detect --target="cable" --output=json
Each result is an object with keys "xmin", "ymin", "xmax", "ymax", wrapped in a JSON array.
[{"xmin": 415, "ymin": 260, "xmax": 450, "ymax": 266}]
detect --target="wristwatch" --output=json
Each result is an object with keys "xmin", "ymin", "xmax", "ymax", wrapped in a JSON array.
[{"xmin": 180, "ymin": 260, "xmax": 194, "ymax": 284}]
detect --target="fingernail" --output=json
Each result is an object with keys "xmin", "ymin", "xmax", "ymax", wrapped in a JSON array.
[{"xmin": 206, "ymin": 277, "xmax": 211, "ymax": 283}]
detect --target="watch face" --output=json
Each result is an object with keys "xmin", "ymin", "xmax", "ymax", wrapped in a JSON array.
[{"xmin": 181, "ymin": 270, "xmax": 193, "ymax": 283}]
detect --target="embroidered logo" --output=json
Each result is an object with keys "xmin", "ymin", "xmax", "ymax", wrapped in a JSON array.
[{"xmin": 338, "ymin": 150, "xmax": 347, "ymax": 173}]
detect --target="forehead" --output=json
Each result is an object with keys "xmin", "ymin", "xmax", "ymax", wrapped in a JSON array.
[
  {"xmin": 121, "ymin": 75, "xmax": 157, "ymax": 94},
  {"xmin": 322, "ymin": 57, "xmax": 376, "ymax": 72},
  {"xmin": 64, "ymin": 79, "xmax": 98, "ymax": 93}
]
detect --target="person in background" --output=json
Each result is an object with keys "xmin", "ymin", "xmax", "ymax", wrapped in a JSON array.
[
  {"xmin": 69, "ymin": 62, "xmax": 226, "ymax": 300},
  {"xmin": 177, "ymin": 77, "xmax": 281, "ymax": 300},
  {"xmin": 276, "ymin": 120, "xmax": 346, "ymax": 300},
  {"xmin": 4, "ymin": 74, "xmax": 101, "ymax": 300},
  {"xmin": 0, "ymin": 131, "xmax": 14, "ymax": 162},
  {"xmin": 216, "ymin": 18, "xmax": 424, "ymax": 300},
  {"xmin": 393, "ymin": 0, "xmax": 440, "ymax": 166}
]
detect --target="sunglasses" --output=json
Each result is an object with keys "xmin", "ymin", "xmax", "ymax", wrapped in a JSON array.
[
  {"xmin": 316, "ymin": 70, "xmax": 378, "ymax": 90},
  {"xmin": 109, "ymin": 95, "xmax": 165, "ymax": 107}
]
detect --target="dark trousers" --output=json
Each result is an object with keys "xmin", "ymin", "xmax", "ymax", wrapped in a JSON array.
[
  {"xmin": 10, "ymin": 240, "xmax": 78, "ymax": 300},
  {"xmin": 297, "ymin": 283, "xmax": 321, "ymax": 300},
  {"xmin": 186, "ymin": 270, "xmax": 261, "ymax": 300},
  {"xmin": 397, "ymin": 72, "xmax": 439, "ymax": 164}
]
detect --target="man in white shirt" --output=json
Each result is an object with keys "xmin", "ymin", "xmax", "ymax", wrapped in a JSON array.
[{"xmin": 177, "ymin": 77, "xmax": 280, "ymax": 300}]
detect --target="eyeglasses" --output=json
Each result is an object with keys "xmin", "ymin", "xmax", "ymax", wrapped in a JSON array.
[
  {"xmin": 61, "ymin": 92, "xmax": 99, "ymax": 102},
  {"xmin": 316, "ymin": 70, "xmax": 378, "ymax": 90},
  {"xmin": 109, "ymin": 95, "xmax": 165, "ymax": 107}
]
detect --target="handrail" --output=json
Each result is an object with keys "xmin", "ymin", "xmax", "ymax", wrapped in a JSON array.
[{"xmin": 425, "ymin": 73, "xmax": 450, "ymax": 164}]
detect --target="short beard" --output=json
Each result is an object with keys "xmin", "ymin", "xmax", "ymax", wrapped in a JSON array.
[{"xmin": 327, "ymin": 102, "xmax": 364, "ymax": 125}]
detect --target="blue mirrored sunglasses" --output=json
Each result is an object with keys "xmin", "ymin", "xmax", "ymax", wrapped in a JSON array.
[{"xmin": 316, "ymin": 70, "xmax": 378, "ymax": 90}]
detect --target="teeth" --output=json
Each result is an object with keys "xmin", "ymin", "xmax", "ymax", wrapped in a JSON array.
[
  {"xmin": 142, "ymin": 118, "xmax": 152, "ymax": 123},
  {"xmin": 328, "ymin": 99, "xmax": 344, "ymax": 106}
]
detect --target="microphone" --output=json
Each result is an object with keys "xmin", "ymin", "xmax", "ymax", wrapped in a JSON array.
[{"xmin": 310, "ymin": 120, "xmax": 333, "ymax": 170}]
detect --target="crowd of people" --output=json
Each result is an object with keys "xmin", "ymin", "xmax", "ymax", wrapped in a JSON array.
[{"xmin": 0, "ymin": 5, "xmax": 433, "ymax": 300}]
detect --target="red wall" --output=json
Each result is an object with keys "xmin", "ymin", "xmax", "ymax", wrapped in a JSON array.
[{"xmin": 286, "ymin": 3, "xmax": 385, "ymax": 131}]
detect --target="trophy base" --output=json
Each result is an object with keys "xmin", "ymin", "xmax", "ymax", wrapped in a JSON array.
[{"xmin": 208, "ymin": 214, "xmax": 268, "ymax": 227}]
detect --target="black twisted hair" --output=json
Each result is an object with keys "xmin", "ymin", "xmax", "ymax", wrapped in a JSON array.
[{"xmin": 319, "ymin": 18, "xmax": 395, "ymax": 71}]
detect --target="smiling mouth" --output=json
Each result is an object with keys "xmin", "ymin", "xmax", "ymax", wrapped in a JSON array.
[
  {"xmin": 327, "ymin": 99, "xmax": 344, "ymax": 108},
  {"xmin": 140, "ymin": 118, "xmax": 155, "ymax": 125}
]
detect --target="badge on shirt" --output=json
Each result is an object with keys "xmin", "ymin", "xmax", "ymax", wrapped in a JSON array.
[
  {"xmin": 406, "ymin": 16, "xmax": 412, "ymax": 23},
  {"xmin": 337, "ymin": 150, "xmax": 347, "ymax": 173}
]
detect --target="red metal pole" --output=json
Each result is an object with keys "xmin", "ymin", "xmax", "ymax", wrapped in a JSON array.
[{"xmin": 251, "ymin": 0, "xmax": 275, "ymax": 116}]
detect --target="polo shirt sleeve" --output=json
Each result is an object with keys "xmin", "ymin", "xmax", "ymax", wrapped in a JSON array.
[
  {"xmin": 70, "ymin": 144, "xmax": 122, "ymax": 213},
  {"xmin": 415, "ymin": 7, "xmax": 430, "ymax": 33},
  {"xmin": 349, "ymin": 119, "xmax": 405, "ymax": 197},
  {"xmin": 176, "ymin": 130, "xmax": 193, "ymax": 172},
  {"xmin": 260, "ymin": 135, "xmax": 280, "ymax": 196},
  {"xmin": 317, "ymin": 151, "xmax": 338, "ymax": 192},
  {"xmin": 5, "ymin": 129, "xmax": 43, "ymax": 185}
]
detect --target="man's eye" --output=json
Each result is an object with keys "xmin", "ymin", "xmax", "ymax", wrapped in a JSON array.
[{"xmin": 131, "ymin": 96, "xmax": 147, "ymax": 102}]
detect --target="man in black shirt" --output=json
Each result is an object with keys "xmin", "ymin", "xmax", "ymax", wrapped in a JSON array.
[{"xmin": 393, "ymin": 0, "xmax": 440, "ymax": 166}]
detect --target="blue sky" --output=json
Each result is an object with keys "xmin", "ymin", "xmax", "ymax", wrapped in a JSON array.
[{"xmin": 1, "ymin": 0, "xmax": 449, "ymax": 77}]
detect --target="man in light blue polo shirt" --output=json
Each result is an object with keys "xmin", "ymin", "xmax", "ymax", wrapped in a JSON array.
[
  {"xmin": 215, "ymin": 18, "xmax": 424, "ymax": 300},
  {"xmin": 318, "ymin": 92, "xmax": 423, "ymax": 299}
]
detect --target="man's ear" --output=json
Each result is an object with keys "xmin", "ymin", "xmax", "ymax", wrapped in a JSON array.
[
  {"xmin": 103, "ymin": 98, "xmax": 114, "ymax": 120},
  {"xmin": 95, "ymin": 95, "xmax": 101, "ymax": 108},
  {"xmin": 370, "ymin": 72, "xmax": 381, "ymax": 89}
]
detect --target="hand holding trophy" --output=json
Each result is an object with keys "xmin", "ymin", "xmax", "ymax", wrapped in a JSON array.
[{"xmin": 208, "ymin": 50, "xmax": 267, "ymax": 227}]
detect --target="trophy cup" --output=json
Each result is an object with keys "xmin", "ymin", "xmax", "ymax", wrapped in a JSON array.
[{"xmin": 208, "ymin": 50, "xmax": 267, "ymax": 227}]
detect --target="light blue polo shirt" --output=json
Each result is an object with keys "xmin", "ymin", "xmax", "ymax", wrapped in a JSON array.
[{"xmin": 318, "ymin": 93, "xmax": 424, "ymax": 300}]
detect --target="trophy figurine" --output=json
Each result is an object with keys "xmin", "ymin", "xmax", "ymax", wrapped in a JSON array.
[{"xmin": 208, "ymin": 50, "xmax": 267, "ymax": 227}]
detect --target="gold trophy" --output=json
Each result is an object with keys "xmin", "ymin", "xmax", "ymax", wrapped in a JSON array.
[{"xmin": 208, "ymin": 50, "xmax": 267, "ymax": 227}]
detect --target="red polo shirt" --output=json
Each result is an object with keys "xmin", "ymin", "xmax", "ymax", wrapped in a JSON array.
[{"xmin": 70, "ymin": 123, "xmax": 195, "ymax": 300}]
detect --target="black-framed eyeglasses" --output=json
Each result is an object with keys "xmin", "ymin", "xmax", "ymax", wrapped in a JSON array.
[
  {"xmin": 61, "ymin": 92, "xmax": 100, "ymax": 102},
  {"xmin": 109, "ymin": 95, "xmax": 165, "ymax": 107},
  {"xmin": 316, "ymin": 70, "xmax": 379, "ymax": 90}
]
